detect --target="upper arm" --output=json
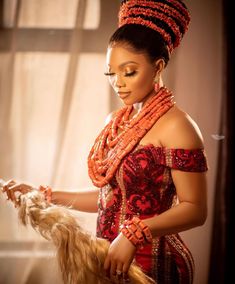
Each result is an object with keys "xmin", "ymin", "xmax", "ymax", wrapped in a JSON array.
[
  {"xmin": 162, "ymin": 110, "xmax": 208, "ymax": 221},
  {"xmin": 171, "ymin": 170, "xmax": 207, "ymax": 220}
]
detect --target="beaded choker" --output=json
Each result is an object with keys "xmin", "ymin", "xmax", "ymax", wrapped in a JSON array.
[{"xmin": 88, "ymin": 86, "xmax": 174, "ymax": 187}]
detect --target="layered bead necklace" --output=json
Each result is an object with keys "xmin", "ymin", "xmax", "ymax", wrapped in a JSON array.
[{"xmin": 88, "ymin": 86, "xmax": 175, "ymax": 188}]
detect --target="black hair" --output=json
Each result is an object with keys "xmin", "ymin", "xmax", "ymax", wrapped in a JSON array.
[{"xmin": 109, "ymin": 24, "xmax": 170, "ymax": 65}]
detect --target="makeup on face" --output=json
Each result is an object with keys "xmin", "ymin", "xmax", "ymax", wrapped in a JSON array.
[{"xmin": 104, "ymin": 46, "xmax": 157, "ymax": 105}]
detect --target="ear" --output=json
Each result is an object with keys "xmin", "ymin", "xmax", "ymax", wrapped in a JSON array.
[{"xmin": 155, "ymin": 58, "xmax": 165, "ymax": 76}]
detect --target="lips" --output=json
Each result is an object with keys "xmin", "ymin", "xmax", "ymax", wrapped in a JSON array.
[{"xmin": 117, "ymin": 92, "xmax": 131, "ymax": 99}]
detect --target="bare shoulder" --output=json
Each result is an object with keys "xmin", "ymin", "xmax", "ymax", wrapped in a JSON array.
[{"xmin": 157, "ymin": 106, "xmax": 205, "ymax": 149}]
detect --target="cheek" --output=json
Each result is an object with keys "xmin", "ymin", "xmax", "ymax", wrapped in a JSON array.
[{"xmin": 131, "ymin": 73, "xmax": 155, "ymax": 91}]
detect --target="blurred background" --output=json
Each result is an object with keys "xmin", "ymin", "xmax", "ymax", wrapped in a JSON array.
[{"xmin": 0, "ymin": 0, "xmax": 231, "ymax": 283}]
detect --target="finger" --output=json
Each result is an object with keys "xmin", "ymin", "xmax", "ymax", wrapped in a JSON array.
[
  {"xmin": 2, "ymin": 179, "xmax": 16, "ymax": 194},
  {"xmin": 110, "ymin": 261, "xmax": 117, "ymax": 277},
  {"xmin": 3, "ymin": 185, "xmax": 11, "ymax": 200},
  {"xmin": 104, "ymin": 256, "xmax": 111, "ymax": 277},
  {"xmin": 8, "ymin": 187, "xmax": 17, "ymax": 203},
  {"xmin": 9, "ymin": 184, "xmax": 31, "ymax": 194},
  {"xmin": 8, "ymin": 184, "xmax": 23, "ymax": 192},
  {"xmin": 116, "ymin": 263, "xmax": 123, "ymax": 280},
  {"xmin": 122, "ymin": 262, "xmax": 131, "ymax": 281},
  {"xmin": 122, "ymin": 262, "xmax": 129, "ymax": 274},
  {"xmin": 4, "ymin": 179, "xmax": 16, "ymax": 188},
  {"xmin": 4, "ymin": 187, "xmax": 15, "ymax": 203},
  {"xmin": 6, "ymin": 185, "xmax": 20, "ymax": 203},
  {"xmin": 122, "ymin": 273, "xmax": 129, "ymax": 283},
  {"xmin": 4, "ymin": 182, "xmax": 20, "ymax": 203}
]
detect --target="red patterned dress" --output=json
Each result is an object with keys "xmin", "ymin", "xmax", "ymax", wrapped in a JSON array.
[{"xmin": 96, "ymin": 144, "xmax": 208, "ymax": 284}]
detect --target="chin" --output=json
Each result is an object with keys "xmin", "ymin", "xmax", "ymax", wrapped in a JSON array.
[
  {"xmin": 122, "ymin": 96, "xmax": 144, "ymax": 106},
  {"xmin": 120, "ymin": 97, "xmax": 135, "ymax": 106}
]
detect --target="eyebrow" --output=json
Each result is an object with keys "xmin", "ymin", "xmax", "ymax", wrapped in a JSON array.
[{"xmin": 108, "ymin": 61, "xmax": 139, "ymax": 69}]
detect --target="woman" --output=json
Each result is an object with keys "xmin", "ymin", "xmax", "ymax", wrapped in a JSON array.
[{"xmin": 2, "ymin": 0, "xmax": 208, "ymax": 283}]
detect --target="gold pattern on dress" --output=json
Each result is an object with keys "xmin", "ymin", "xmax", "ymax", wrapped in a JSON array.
[
  {"xmin": 165, "ymin": 248, "xmax": 172, "ymax": 283},
  {"xmin": 116, "ymin": 164, "xmax": 127, "ymax": 232},
  {"xmin": 100, "ymin": 184, "xmax": 113, "ymax": 209},
  {"xmin": 166, "ymin": 235, "xmax": 194, "ymax": 284},
  {"xmin": 165, "ymin": 148, "xmax": 173, "ymax": 168},
  {"xmin": 163, "ymin": 167, "xmax": 178, "ymax": 207},
  {"xmin": 152, "ymin": 237, "xmax": 160, "ymax": 280}
]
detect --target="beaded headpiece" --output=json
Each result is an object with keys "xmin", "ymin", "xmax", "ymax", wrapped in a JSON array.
[{"xmin": 118, "ymin": 0, "xmax": 191, "ymax": 53}]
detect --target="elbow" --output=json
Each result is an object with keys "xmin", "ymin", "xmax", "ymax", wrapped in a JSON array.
[
  {"xmin": 197, "ymin": 215, "xmax": 207, "ymax": 226},
  {"xmin": 195, "ymin": 207, "xmax": 207, "ymax": 226}
]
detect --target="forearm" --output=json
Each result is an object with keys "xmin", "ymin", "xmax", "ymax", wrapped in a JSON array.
[
  {"xmin": 51, "ymin": 188, "xmax": 99, "ymax": 213},
  {"xmin": 144, "ymin": 201, "xmax": 207, "ymax": 237}
]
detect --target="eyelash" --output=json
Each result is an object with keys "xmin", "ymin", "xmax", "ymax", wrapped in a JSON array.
[
  {"xmin": 125, "ymin": 71, "xmax": 137, "ymax": 77},
  {"xmin": 104, "ymin": 71, "xmax": 137, "ymax": 77}
]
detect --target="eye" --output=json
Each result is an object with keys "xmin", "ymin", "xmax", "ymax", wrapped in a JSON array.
[
  {"xmin": 104, "ymin": 72, "xmax": 115, "ymax": 77},
  {"xmin": 124, "ymin": 70, "xmax": 137, "ymax": 77}
]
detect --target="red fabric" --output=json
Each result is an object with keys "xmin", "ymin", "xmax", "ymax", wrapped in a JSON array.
[{"xmin": 96, "ymin": 144, "xmax": 208, "ymax": 283}]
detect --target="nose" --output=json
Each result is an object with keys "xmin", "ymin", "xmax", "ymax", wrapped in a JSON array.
[{"xmin": 113, "ymin": 74, "xmax": 126, "ymax": 88}]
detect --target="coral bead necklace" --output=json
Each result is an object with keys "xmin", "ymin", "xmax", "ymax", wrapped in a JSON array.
[{"xmin": 88, "ymin": 86, "xmax": 175, "ymax": 188}]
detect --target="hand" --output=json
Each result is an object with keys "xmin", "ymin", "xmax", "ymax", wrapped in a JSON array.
[
  {"xmin": 104, "ymin": 232, "xmax": 136, "ymax": 280},
  {"xmin": 1, "ymin": 179, "xmax": 35, "ymax": 207}
]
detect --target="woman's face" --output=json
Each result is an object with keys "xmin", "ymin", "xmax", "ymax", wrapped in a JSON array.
[{"xmin": 105, "ymin": 44, "xmax": 157, "ymax": 105}]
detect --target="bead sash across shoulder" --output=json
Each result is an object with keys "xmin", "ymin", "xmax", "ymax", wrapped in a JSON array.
[{"xmin": 88, "ymin": 86, "xmax": 175, "ymax": 188}]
